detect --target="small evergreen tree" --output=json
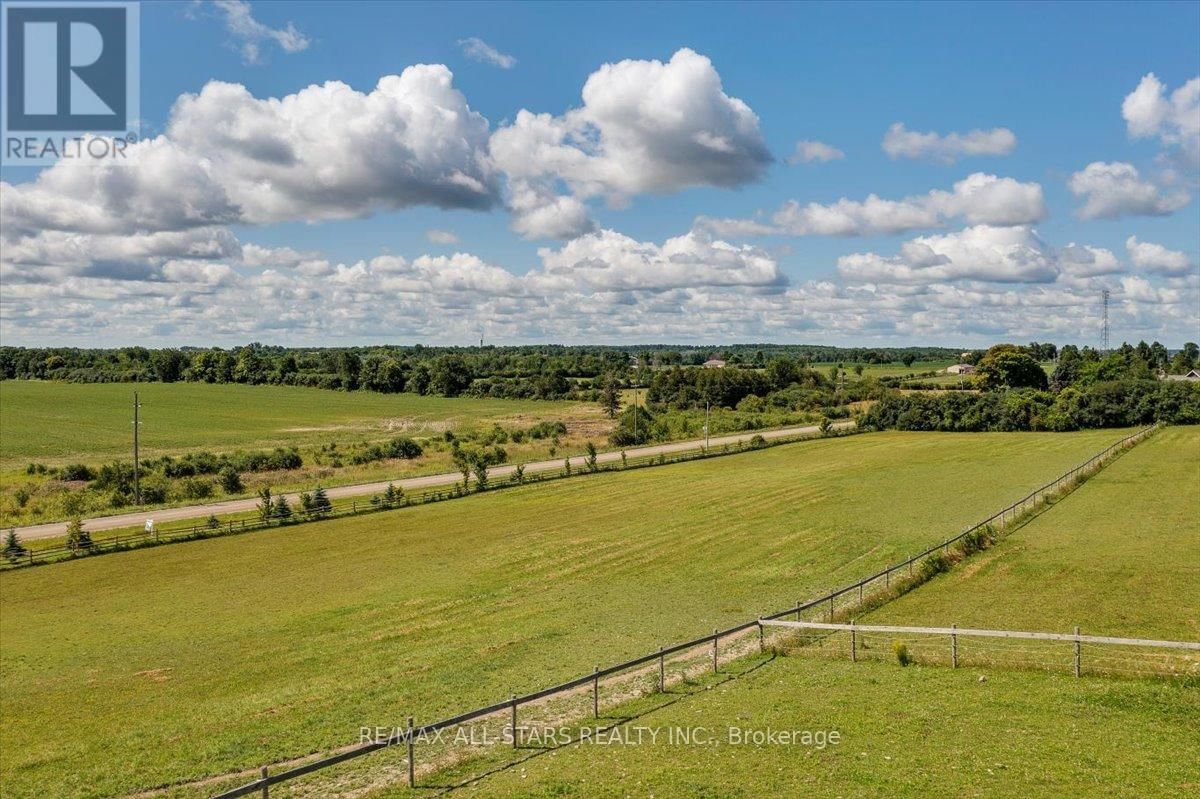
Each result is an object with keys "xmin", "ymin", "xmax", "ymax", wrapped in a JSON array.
[
  {"xmin": 273, "ymin": 494, "xmax": 292, "ymax": 520},
  {"xmin": 585, "ymin": 441, "xmax": 599, "ymax": 472},
  {"xmin": 382, "ymin": 482, "xmax": 402, "ymax": 507},
  {"xmin": 256, "ymin": 487, "xmax": 273, "ymax": 522},
  {"xmin": 65, "ymin": 518, "xmax": 92, "ymax": 553},
  {"xmin": 511, "ymin": 463, "xmax": 525, "ymax": 484},
  {"xmin": 4, "ymin": 529, "xmax": 27, "ymax": 563},
  {"xmin": 299, "ymin": 492, "xmax": 314, "ymax": 516},
  {"xmin": 312, "ymin": 486, "xmax": 332, "ymax": 516},
  {"xmin": 563, "ymin": 458, "xmax": 571, "ymax": 477}
]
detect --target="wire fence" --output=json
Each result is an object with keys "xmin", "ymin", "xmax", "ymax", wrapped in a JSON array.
[
  {"xmin": 760, "ymin": 620, "xmax": 1200, "ymax": 679},
  {"xmin": 208, "ymin": 424, "xmax": 1159, "ymax": 799},
  {"xmin": 2, "ymin": 425, "xmax": 855, "ymax": 569}
]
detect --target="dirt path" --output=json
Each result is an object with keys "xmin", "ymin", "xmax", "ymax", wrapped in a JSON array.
[{"xmin": 13, "ymin": 421, "xmax": 853, "ymax": 542}]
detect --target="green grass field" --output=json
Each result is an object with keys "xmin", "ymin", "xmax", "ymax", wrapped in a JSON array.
[
  {"xmin": 0, "ymin": 380, "xmax": 589, "ymax": 468},
  {"xmin": 869, "ymin": 426, "xmax": 1200, "ymax": 640},
  {"xmin": 0, "ymin": 429, "xmax": 1132, "ymax": 799},
  {"xmin": 431, "ymin": 656, "xmax": 1198, "ymax": 799},
  {"xmin": 402, "ymin": 427, "xmax": 1200, "ymax": 799}
]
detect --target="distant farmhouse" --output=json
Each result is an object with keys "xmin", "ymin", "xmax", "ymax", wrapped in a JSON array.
[
  {"xmin": 946, "ymin": 364, "xmax": 976, "ymax": 375},
  {"xmin": 1164, "ymin": 369, "xmax": 1200, "ymax": 382},
  {"xmin": 703, "ymin": 359, "xmax": 727, "ymax": 369}
]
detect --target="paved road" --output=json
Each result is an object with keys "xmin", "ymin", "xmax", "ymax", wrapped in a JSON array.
[{"xmin": 13, "ymin": 421, "xmax": 854, "ymax": 541}]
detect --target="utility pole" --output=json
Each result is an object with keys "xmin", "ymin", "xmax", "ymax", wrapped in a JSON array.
[
  {"xmin": 1101, "ymin": 289, "xmax": 1111, "ymax": 354},
  {"xmin": 705, "ymin": 400, "xmax": 710, "ymax": 451},
  {"xmin": 132, "ymin": 391, "xmax": 141, "ymax": 505},
  {"xmin": 633, "ymin": 387, "xmax": 638, "ymax": 442}
]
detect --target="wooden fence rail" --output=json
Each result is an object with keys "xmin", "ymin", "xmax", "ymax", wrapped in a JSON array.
[{"xmin": 762, "ymin": 620, "xmax": 1200, "ymax": 650}]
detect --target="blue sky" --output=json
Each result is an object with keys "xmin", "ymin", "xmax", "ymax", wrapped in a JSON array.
[{"xmin": 2, "ymin": 0, "xmax": 1198, "ymax": 347}]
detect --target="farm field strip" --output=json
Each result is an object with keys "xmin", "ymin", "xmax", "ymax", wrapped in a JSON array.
[
  {"xmin": 0, "ymin": 380, "xmax": 594, "ymax": 468},
  {"xmin": 7, "ymin": 420, "xmax": 851, "ymax": 543},
  {"xmin": 867, "ymin": 426, "xmax": 1200, "ymax": 641}
]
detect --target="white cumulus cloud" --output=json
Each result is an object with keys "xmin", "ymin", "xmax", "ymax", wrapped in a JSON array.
[
  {"xmin": 837, "ymin": 225, "xmax": 1062, "ymax": 285},
  {"xmin": 787, "ymin": 140, "xmax": 845, "ymax": 164},
  {"xmin": 699, "ymin": 173, "xmax": 1045, "ymax": 238},
  {"xmin": 490, "ymin": 48, "xmax": 770, "ymax": 238},
  {"xmin": 882, "ymin": 122, "xmax": 1017, "ymax": 163},
  {"xmin": 1122, "ymin": 73, "xmax": 1200, "ymax": 169},
  {"xmin": 1068, "ymin": 161, "xmax": 1189, "ymax": 219},
  {"xmin": 1125, "ymin": 236, "xmax": 1195, "ymax": 276},
  {"xmin": 530, "ymin": 228, "xmax": 784, "ymax": 293}
]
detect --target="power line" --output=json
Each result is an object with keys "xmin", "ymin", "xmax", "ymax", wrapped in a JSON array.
[{"xmin": 1101, "ymin": 289, "xmax": 1110, "ymax": 353}]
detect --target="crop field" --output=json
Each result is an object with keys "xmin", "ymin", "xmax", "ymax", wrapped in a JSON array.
[
  {"xmin": 433, "ymin": 655, "xmax": 1199, "ymax": 799},
  {"xmin": 0, "ymin": 429, "xmax": 1133, "ymax": 799},
  {"xmin": 0, "ymin": 380, "xmax": 590, "ymax": 468},
  {"xmin": 869, "ymin": 426, "xmax": 1200, "ymax": 640}
]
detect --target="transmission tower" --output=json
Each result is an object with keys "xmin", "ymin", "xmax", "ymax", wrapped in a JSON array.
[{"xmin": 1101, "ymin": 289, "xmax": 1110, "ymax": 353}]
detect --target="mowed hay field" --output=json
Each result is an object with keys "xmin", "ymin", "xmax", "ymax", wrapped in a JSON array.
[
  {"xmin": 434, "ymin": 657, "xmax": 1199, "ymax": 799},
  {"xmin": 0, "ymin": 430, "xmax": 1133, "ymax": 798},
  {"xmin": 424, "ymin": 429, "xmax": 1200, "ymax": 799},
  {"xmin": 0, "ymin": 381, "xmax": 586, "ymax": 468},
  {"xmin": 871, "ymin": 426, "xmax": 1200, "ymax": 640}
]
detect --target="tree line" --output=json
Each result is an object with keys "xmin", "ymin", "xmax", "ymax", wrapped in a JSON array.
[
  {"xmin": 863, "ymin": 344, "xmax": 1200, "ymax": 432},
  {"xmin": 0, "ymin": 343, "xmax": 963, "ymax": 398}
]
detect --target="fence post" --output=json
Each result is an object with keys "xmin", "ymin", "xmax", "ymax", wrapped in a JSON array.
[
  {"xmin": 593, "ymin": 666, "xmax": 600, "ymax": 717},
  {"xmin": 511, "ymin": 695, "xmax": 518, "ymax": 748},
  {"xmin": 658, "ymin": 646, "xmax": 665, "ymax": 692},
  {"xmin": 1074, "ymin": 626, "xmax": 1081, "ymax": 677},
  {"xmin": 828, "ymin": 595, "xmax": 834, "ymax": 622},
  {"xmin": 885, "ymin": 568, "xmax": 890, "ymax": 589},
  {"xmin": 405, "ymin": 716, "xmax": 416, "ymax": 787},
  {"xmin": 795, "ymin": 600, "xmax": 802, "ymax": 622},
  {"xmin": 712, "ymin": 629, "xmax": 719, "ymax": 673},
  {"xmin": 758, "ymin": 618, "xmax": 765, "ymax": 653},
  {"xmin": 850, "ymin": 619, "xmax": 856, "ymax": 662},
  {"xmin": 951, "ymin": 624, "xmax": 958, "ymax": 668},
  {"xmin": 260, "ymin": 765, "xmax": 269, "ymax": 799}
]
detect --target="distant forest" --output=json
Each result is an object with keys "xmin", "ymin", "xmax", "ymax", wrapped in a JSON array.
[
  {"xmin": 2, "ymin": 341, "xmax": 1197, "ymax": 433},
  {"xmin": 0, "ymin": 344, "xmax": 967, "ymax": 399}
]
